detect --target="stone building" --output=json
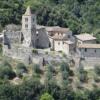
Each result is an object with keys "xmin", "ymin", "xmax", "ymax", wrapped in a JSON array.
[
  {"xmin": 75, "ymin": 33, "xmax": 100, "ymax": 68},
  {"xmin": 3, "ymin": 6, "xmax": 74, "ymax": 62},
  {"xmin": 46, "ymin": 26, "xmax": 75, "ymax": 55},
  {"xmin": 75, "ymin": 33, "xmax": 96, "ymax": 45},
  {"xmin": 75, "ymin": 33, "xmax": 100, "ymax": 57},
  {"xmin": 3, "ymin": 6, "xmax": 50, "ymax": 64},
  {"xmin": 78, "ymin": 44, "xmax": 100, "ymax": 58}
]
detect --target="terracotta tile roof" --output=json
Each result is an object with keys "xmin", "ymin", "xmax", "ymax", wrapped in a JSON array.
[
  {"xmin": 46, "ymin": 26, "xmax": 69, "ymax": 33},
  {"xmin": 78, "ymin": 44, "xmax": 100, "ymax": 49},
  {"xmin": 75, "ymin": 33, "xmax": 96, "ymax": 41},
  {"xmin": 49, "ymin": 34, "xmax": 67, "ymax": 40}
]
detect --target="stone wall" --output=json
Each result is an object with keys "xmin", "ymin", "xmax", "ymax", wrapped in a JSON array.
[
  {"xmin": 80, "ymin": 58, "xmax": 100, "ymax": 69},
  {"xmin": 4, "ymin": 30, "xmax": 22, "ymax": 44},
  {"xmin": 79, "ymin": 48, "xmax": 100, "ymax": 57},
  {"xmin": 36, "ymin": 28, "xmax": 50, "ymax": 48},
  {"xmin": 3, "ymin": 44, "xmax": 33, "ymax": 64}
]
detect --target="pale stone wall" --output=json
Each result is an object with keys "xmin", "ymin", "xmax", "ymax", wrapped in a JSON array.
[
  {"xmin": 22, "ymin": 13, "xmax": 36, "ymax": 47},
  {"xmin": 54, "ymin": 40, "xmax": 73, "ymax": 55},
  {"xmin": 3, "ymin": 45, "xmax": 33, "ymax": 64},
  {"xmin": 49, "ymin": 38, "xmax": 54, "ymax": 49},
  {"xmin": 62, "ymin": 43, "xmax": 69, "ymax": 55},
  {"xmin": 22, "ymin": 15, "xmax": 36, "ymax": 30},
  {"xmin": 54, "ymin": 40, "xmax": 63, "ymax": 51},
  {"xmin": 79, "ymin": 48, "xmax": 100, "ymax": 57},
  {"xmin": 4, "ymin": 31, "xmax": 22, "ymax": 44},
  {"xmin": 76, "ymin": 39, "xmax": 96, "ymax": 45}
]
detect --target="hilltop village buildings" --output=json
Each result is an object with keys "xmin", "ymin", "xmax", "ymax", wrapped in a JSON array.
[{"xmin": 1, "ymin": 6, "xmax": 100, "ymax": 67}]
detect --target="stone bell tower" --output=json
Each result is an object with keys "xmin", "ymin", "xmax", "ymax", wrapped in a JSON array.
[{"xmin": 22, "ymin": 6, "xmax": 36, "ymax": 47}]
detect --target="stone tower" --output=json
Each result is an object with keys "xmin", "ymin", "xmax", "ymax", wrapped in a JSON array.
[{"xmin": 22, "ymin": 6, "xmax": 36, "ymax": 47}]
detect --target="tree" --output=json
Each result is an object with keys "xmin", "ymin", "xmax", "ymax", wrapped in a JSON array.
[
  {"xmin": 47, "ymin": 65, "xmax": 56, "ymax": 74},
  {"xmin": 33, "ymin": 64, "xmax": 42, "ymax": 74},
  {"xmin": 94, "ymin": 65, "xmax": 100, "ymax": 76},
  {"xmin": 0, "ymin": 61, "xmax": 16, "ymax": 79},
  {"xmin": 60, "ymin": 62, "xmax": 70, "ymax": 72},
  {"xmin": 40, "ymin": 93, "xmax": 54, "ymax": 100},
  {"xmin": 16, "ymin": 63, "xmax": 27, "ymax": 78},
  {"xmin": 79, "ymin": 71, "xmax": 88, "ymax": 83}
]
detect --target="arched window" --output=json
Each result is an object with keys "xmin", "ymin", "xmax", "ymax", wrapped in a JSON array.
[{"xmin": 25, "ymin": 18, "xmax": 28, "ymax": 22}]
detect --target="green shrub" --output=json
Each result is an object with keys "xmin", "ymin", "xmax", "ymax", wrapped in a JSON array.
[
  {"xmin": 33, "ymin": 64, "xmax": 42, "ymax": 74},
  {"xmin": 60, "ymin": 62, "xmax": 70, "ymax": 72},
  {"xmin": 16, "ymin": 70, "xmax": 23, "ymax": 78},
  {"xmin": 32, "ymin": 49, "xmax": 38, "ymax": 54},
  {"xmin": 69, "ymin": 70, "xmax": 74, "ymax": 76},
  {"xmin": 0, "ymin": 24, "xmax": 3, "ymax": 32},
  {"xmin": 0, "ymin": 65, "xmax": 16, "ymax": 79},
  {"xmin": 0, "ymin": 60, "xmax": 12, "ymax": 68},
  {"xmin": 94, "ymin": 65, "xmax": 100, "ymax": 76},
  {"xmin": 94, "ymin": 76, "xmax": 100, "ymax": 83},
  {"xmin": 78, "ymin": 65, "xmax": 84, "ymax": 73},
  {"xmin": 62, "ymin": 71, "xmax": 69, "ymax": 80},
  {"xmin": 16, "ymin": 63, "xmax": 27, "ymax": 73},
  {"xmin": 79, "ymin": 71, "xmax": 88, "ymax": 83},
  {"xmin": 16, "ymin": 63, "xmax": 27, "ymax": 78},
  {"xmin": 46, "ymin": 71, "xmax": 53, "ymax": 81},
  {"xmin": 62, "ymin": 79, "xmax": 69, "ymax": 87},
  {"xmin": 48, "ymin": 65, "xmax": 56, "ymax": 74},
  {"xmin": 0, "ymin": 44, "xmax": 2, "ymax": 53},
  {"xmin": 40, "ymin": 92, "xmax": 54, "ymax": 100}
]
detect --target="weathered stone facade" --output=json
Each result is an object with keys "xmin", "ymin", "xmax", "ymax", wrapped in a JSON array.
[{"xmin": 3, "ymin": 6, "xmax": 50, "ymax": 64}]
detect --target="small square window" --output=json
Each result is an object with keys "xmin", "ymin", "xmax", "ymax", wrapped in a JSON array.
[
  {"xmin": 85, "ymin": 48, "xmax": 87, "ymax": 52},
  {"xmin": 25, "ymin": 18, "xmax": 28, "ymax": 22},
  {"xmin": 68, "ymin": 35, "xmax": 70, "ymax": 38},
  {"xmin": 58, "ymin": 42, "xmax": 60, "ymax": 45},
  {"xmin": 25, "ymin": 24, "xmax": 28, "ymax": 28}
]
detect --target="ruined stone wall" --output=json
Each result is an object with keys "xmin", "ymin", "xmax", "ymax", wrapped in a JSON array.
[
  {"xmin": 4, "ymin": 31, "xmax": 22, "ymax": 44},
  {"xmin": 3, "ymin": 44, "xmax": 33, "ymax": 64}
]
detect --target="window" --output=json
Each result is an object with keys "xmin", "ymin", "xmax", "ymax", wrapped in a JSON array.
[
  {"xmin": 25, "ymin": 18, "xmax": 28, "ymax": 22},
  {"xmin": 58, "ymin": 42, "xmax": 60, "ymax": 45},
  {"xmin": 68, "ymin": 35, "xmax": 70, "ymax": 38},
  {"xmin": 25, "ymin": 24, "xmax": 28, "ymax": 28},
  {"xmin": 85, "ymin": 48, "xmax": 87, "ymax": 52},
  {"xmin": 37, "ymin": 38, "xmax": 39, "ymax": 41},
  {"xmin": 33, "ymin": 18, "xmax": 34, "ymax": 22}
]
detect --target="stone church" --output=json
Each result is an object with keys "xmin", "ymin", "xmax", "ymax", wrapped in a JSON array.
[
  {"xmin": 3, "ymin": 6, "xmax": 74, "ymax": 64},
  {"xmin": 3, "ymin": 6, "xmax": 51, "ymax": 64}
]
